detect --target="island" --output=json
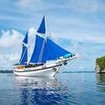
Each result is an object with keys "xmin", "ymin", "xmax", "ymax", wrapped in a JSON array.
[{"xmin": 96, "ymin": 56, "xmax": 105, "ymax": 73}]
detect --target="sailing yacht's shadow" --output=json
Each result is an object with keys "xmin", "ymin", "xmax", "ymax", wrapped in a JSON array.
[{"xmin": 15, "ymin": 76, "xmax": 68, "ymax": 105}]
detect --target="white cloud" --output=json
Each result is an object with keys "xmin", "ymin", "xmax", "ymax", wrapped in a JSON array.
[
  {"xmin": 52, "ymin": 31, "xmax": 105, "ymax": 44},
  {"xmin": 0, "ymin": 27, "xmax": 105, "ymax": 70},
  {"xmin": 83, "ymin": 35, "xmax": 105, "ymax": 43},
  {"xmin": 0, "ymin": 28, "xmax": 37, "ymax": 69},
  {"xmin": 0, "ymin": 30, "xmax": 23, "ymax": 48},
  {"xmin": 74, "ymin": 34, "xmax": 105, "ymax": 44},
  {"xmin": 68, "ymin": 0, "xmax": 105, "ymax": 13},
  {"xmin": 0, "ymin": 30, "xmax": 23, "ymax": 69},
  {"xmin": 18, "ymin": 0, "xmax": 41, "ymax": 9},
  {"xmin": 18, "ymin": 0, "xmax": 105, "ymax": 13}
]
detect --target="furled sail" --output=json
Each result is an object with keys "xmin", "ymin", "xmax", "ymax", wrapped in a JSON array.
[{"xmin": 19, "ymin": 32, "xmax": 28, "ymax": 65}]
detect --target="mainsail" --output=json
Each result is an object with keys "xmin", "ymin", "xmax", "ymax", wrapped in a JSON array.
[
  {"xmin": 29, "ymin": 16, "xmax": 73, "ymax": 64},
  {"xmin": 30, "ymin": 16, "xmax": 46, "ymax": 64},
  {"xmin": 41, "ymin": 38, "xmax": 72, "ymax": 63},
  {"xmin": 19, "ymin": 32, "xmax": 28, "ymax": 64},
  {"xmin": 30, "ymin": 35, "xmax": 45, "ymax": 64}
]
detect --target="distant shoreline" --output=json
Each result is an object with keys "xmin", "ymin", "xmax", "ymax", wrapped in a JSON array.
[
  {"xmin": 0, "ymin": 70, "xmax": 13, "ymax": 73},
  {"xmin": 0, "ymin": 70, "xmax": 94, "ymax": 73},
  {"xmin": 62, "ymin": 71, "xmax": 95, "ymax": 73}
]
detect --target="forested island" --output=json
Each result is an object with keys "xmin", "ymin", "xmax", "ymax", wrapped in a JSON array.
[{"xmin": 96, "ymin": 56, "xmax": 105, "ymax": 73}]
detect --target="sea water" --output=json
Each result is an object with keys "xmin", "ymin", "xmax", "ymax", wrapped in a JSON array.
[{"xmin": 0, "ymin": 72, "xmax": 105, "ymax": 105}]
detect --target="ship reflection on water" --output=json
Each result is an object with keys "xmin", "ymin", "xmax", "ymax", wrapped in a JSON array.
[
  {"xmin": 15, "ymin": 76, "xmax": 69, "ymax": 105},
  {"xmin": 1, "ymin": 73, "xmax": 105, "ymax": 105}
]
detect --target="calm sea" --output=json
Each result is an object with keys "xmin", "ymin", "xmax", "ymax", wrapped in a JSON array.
[{"xmin": 0, "ymin": 72, "xmax": 105, "ymax": 105}]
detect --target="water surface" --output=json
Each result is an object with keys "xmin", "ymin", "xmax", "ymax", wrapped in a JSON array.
[{"xmin": 0, "ymin": 73, "xmax": 105, "ymax": 105}]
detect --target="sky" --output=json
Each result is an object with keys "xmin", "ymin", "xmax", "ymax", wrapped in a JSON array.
[{"xmin": 0, "ymin": 0, "xmax": 105, "ymax": 70}]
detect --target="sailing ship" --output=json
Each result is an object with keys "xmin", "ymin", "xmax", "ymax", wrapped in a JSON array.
[{"xmin": 13, "ymin": 16, "xmax": 77, "ymax": 77}]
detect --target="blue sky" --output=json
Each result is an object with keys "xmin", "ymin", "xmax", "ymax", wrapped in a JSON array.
[
  {"xmin": 0, "ymin": 0, "xmax": 105, "ymax": 40},
  {"xmin": 0, "ymin": 0, "xmax": 105, "ymax": 70}
]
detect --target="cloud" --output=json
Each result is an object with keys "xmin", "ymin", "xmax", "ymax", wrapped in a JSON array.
[
  {"xmin": 67, "ymin": 0, "xmax": 105, "ymax": 13},
  {"xmin": 52, "ymin": 29, "xmax": 105, "ymax": 44},
  {"xmin": 18, "ymin": 0, "xmax": 41, "ymax": 9},
  {"xmin": 18, "ymin": 0, "xmax": 105, "ymax": 13},
  {"xmin": 0, "ymin": 27, "xmax": 105, "ymax": 70},
  {"xmin": 0, "ymin": 30, "xmax": 23, "ymax": 47},
  {"xmin": 0, "ymin": 28, "xmax": 38, "ymax": 69},
  {"xmin": 72, "ymin": 34, "xmax": 105, "ymax": 44},
  {"xmin": 0, "ymin": 30, "xmax": 23, "ymax": 69}
]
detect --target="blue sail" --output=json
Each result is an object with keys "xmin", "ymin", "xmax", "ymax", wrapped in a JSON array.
[
  {"xmin": 29, "ymin": 16, "xmax": 73, "ymax": 64},
  {"xmin": 19, "ymin": 32, "xmax": 28, "ymax": 65},
  {"xmin": 37, "ymin": 16, "xmax": 46, "ymax": 34},
  {"xmin": 30, "ymin": 35, "xmax": 45, "ymax": 64},
  {"xmin": 41, "ymin": 38, "xmax": 72, "ymax": 63}
]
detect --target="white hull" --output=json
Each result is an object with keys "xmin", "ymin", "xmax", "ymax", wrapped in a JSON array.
[
  {"xmin": 13, "ymin": 62, "xmax": 62, "ymax": 77},
  {"xmin": 13, "ymin": 55, "xmax": 77, "ymax": 77},
  {"xmin": 13, "ymin": 66, "xmax": 60, "ymax": 77}
]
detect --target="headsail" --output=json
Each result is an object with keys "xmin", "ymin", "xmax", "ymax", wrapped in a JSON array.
[{"xmin": 19, "ymin": 32, "xmax": 28, "ymax": 65}]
